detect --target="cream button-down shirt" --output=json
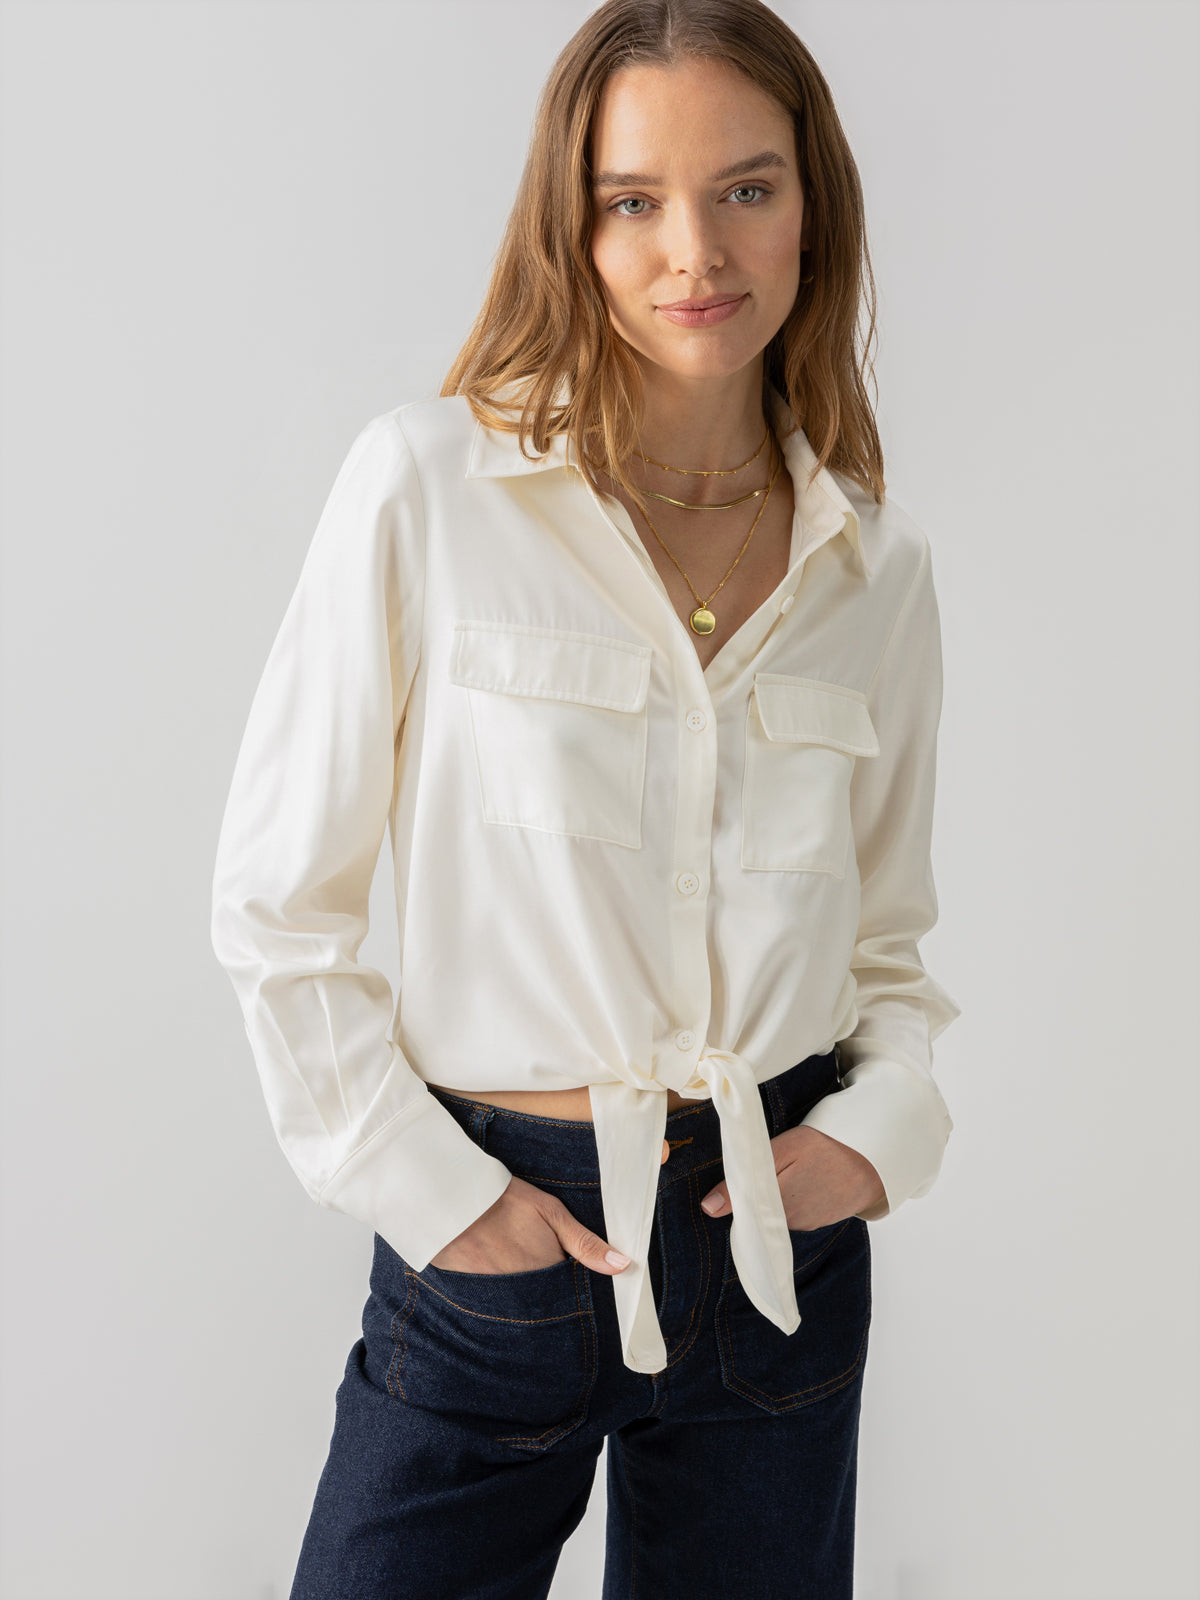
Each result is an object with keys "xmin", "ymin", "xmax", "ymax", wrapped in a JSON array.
[{"xmin": 210, "ymin": 384, "xmax": 961, "ymax": 1375}]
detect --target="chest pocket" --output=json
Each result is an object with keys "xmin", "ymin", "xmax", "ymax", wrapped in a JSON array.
[
  {"xmin": 741, "ymin": 674, "xmax": 879, "ymax": 875},
  {"xmin": 449, "ymin": 622, "xmax": 653, "ymax": 848}
]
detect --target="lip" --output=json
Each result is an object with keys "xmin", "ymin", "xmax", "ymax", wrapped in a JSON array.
[{"xmin": 656, "ymin": 293, "xmax": 748, "ymax": 328}]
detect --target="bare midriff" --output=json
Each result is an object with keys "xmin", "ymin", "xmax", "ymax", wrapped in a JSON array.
[
  {"xmin": 434, "ymin": 1083, "xmax": 695, "ymax": 1121},
  {"xmin": 435, "ymin": 446, "xmax": 796, "ymax": 1131}
]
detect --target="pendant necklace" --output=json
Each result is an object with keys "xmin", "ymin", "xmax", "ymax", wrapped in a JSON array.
[{"xmin": 631, "ymin": 431, "xmax": 782, "ymax": 635}]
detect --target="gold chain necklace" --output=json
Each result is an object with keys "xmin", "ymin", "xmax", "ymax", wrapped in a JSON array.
[
  {"xmin": 634, "ymin": 435, "xmax": 782, "ymax": 635},
  {"xmin": 634, "ymin": 423, "xmax": 769, "ymax": 476},
  {"xmin": 637, "ymin": 477, "xmax": 772, "ymax": 511},
  {"xmin": 633, "ymin": 422, "xmax": 770, "ymax": 508}
]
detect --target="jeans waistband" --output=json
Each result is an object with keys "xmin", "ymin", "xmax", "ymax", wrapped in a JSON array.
[{"xmin": 427, "ymin": 1047, "xmax": 842, "ymax": 1191}]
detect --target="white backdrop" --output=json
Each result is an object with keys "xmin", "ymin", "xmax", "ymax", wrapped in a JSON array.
[{"xmin": 1, "ymin": 3, "xmax": 1196, "ymax": 1598}]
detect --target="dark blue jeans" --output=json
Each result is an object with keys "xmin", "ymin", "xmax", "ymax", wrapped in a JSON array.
[{"xmin": 289, "ymin": 1047, "xmax": 871, "ymax": 1600}]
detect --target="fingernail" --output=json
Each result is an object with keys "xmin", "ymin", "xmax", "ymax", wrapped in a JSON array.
[
  {"xmin": 700, "ymin": 1196, "xmax": 724, "ymax": 1216},
  {"xmin": 606, "ymin": 1250, "xmax": 631, "ymax": 1268}
]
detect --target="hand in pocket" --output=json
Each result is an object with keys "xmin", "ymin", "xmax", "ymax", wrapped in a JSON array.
[
  {"xmin": 699, "ymin": 1126, "xmax": 885, "ymax": 1228},
  {"xmin": 427, "ymin": 1173, "xmax": 638, "ymax": 1276}
]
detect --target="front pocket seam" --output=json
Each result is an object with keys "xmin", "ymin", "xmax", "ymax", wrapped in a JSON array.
[
  {"xmin": 493, "ymin": 1263, "xmax": 598, "ymax": 1451},
  {"xmin": 719, "ymin": 1313, "xmax": 870, "ymax": 1411},
  {"xmin": 412, "ymin": 1265, "xmax": 590, "ymax": 1324},
  {"xmin": 715, "ymin": 1223, "xmax": 870, "ymax": 1410}
]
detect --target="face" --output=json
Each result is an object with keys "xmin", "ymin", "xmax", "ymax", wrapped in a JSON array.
[{"xmin": 589, "ymin": 56, "xmax": 807, "ymax": 386}]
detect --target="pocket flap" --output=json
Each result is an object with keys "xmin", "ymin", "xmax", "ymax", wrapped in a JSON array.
[
  {"xmin": 450, "ymin": 623, "xmax": 652, "ymax": 713},
  {"xmin": 752, "ymin": 674, "xmax": 879, "ymax": 756}
]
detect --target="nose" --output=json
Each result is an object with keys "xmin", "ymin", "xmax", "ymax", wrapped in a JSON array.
[{"xmin": 664, "ymin": 199, "xmax": 725, "ymax": 282}]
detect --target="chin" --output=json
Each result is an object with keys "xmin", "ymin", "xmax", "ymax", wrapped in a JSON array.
[{"xmin": 645, "ymin": 347, "xmax": 758, "ymax": 382}]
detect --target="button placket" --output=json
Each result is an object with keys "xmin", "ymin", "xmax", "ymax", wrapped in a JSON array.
[{"xmin": 665, "ymin": 660, "xmax": 716, "ymax": 1091}]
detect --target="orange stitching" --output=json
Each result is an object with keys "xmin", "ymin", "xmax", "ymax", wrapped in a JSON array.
[
  {"xmin": 663, "ymin": 1172, "xmax": 707, "ymax": 1367},
  {"xmin": 393, "ymin": 1262, "xmax": 596, "ymax": 1450},
  {"xmin": 493, "ymin": 1263, "xmax": 598, "ymax": 1449},
  {"xmin": 714, "ymin": 1221, "xmax": 870, "ymax": 1409},
  {"xmin": 411, "ymin": 1266, "xmax": 589, "ymax": 1326},
  {"xmin": 429, "ymin": 1090, "xmax": 604, "ymax": 1131},
  {"xmin": 386, "ymin": 1270, "xmax": 420, "ymax": 1400},
  {"xmin": 723, "ymin": 1317, "xmax": 870, "ymax": 1408},
  {"xmin": 436, "ymin": 1088, "xmax": 718, "ymax": 1135}
]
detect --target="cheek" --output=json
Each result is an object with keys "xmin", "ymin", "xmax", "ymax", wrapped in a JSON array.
[
  {"xmin": 591, "ymin": 229, "xmax": 648, "ymax": 313},
  {"xmin": 752, "ymin": 223, "xmax": 803, "ymax": 299},
  {"xmin": 590, "ymin": 232, "xmax": 616, "ymax": 287},
  {"xmin": 590, "ymin": 232, "xmax": 619, "ymax": 299}
]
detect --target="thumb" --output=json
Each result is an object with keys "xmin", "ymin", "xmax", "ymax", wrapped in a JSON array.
[{"xmin": 546, "ymin": 1199, "xmax": 632, "ymax": 1277}]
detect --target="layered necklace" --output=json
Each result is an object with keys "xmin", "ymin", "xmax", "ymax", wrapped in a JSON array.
[{"xmin": 626, "ymin": 421, "xmax": 782, "ymax": 635}]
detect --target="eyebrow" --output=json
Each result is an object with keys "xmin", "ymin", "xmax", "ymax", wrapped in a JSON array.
[{"xmin": 590, "ymin": 149, "xmax": 788, "ymax": 190}]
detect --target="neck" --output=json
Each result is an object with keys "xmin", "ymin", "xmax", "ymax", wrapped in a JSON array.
[{"xmin": 626, "ymin": 363, "xmax": 774, "ymax": 504}]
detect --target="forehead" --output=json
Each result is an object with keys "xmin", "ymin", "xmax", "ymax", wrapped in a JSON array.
[{"xmin": 591, "ymin": 58, "xmax": 793, "ymax": 161}]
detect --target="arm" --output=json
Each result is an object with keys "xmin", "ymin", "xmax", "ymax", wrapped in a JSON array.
[
  {"xmin": 210, "ymin": 412, "xmax": 513, "ymax": 1267},
  {"xmin": 799, "ymin": 534, "xmax": 962, "ymax": 1221}
]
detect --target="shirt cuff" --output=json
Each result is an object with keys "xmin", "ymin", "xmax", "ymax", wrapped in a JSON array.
[
  {"xmin": 316, "ymin": 1089, "xmax": 515, "ymax": 1268},
  {"xmin": 798, "ymin": 1058, "xmax": 954, "ymax": 1222}
]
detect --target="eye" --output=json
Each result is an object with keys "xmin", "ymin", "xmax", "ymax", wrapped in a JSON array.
[
  {"xmin": 728, "ymin": 184, "xmax": 770, "ymax": 204},
  {"xmin": 605, "ymin": 184, "xmax": 772, "ymax": 218}
]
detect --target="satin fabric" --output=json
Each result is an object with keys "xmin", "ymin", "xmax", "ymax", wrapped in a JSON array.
[
  {"xmin": 590, "ymin": 1047, "xmax": 801, "ymax": 1373},
  {"xmin": 210, "ymin": 382, "xmax": 962, "ymax": 1375}
]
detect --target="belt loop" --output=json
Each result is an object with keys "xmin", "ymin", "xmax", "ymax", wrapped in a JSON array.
[
  {"xmin": 468, "ymin": 1104, "xmax": 496, "ymax": 1144},
  {"xmin": 765, "ymin": 1075, "xmax": 786, "ymax": 1136}
]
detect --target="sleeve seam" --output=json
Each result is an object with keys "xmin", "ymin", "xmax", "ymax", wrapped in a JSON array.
[{"xmin": 386, "ymin": 411, "xmax": 428, "ymax": 731}]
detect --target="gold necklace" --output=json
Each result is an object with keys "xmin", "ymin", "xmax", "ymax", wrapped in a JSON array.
[
  {"xmin": 634, "ymin": 423, "xmax": 769, "ymax": 476},
  {"xmin": 638, "ymin": 479, "xmax": 772, "ymax": 511},
  {"xmin": 631, "ymin": 421, "xmax": 772, "ymax": 509},
  {"xmin": 635, "ymin": 436, "xmax": 782, "ymax": 635}
]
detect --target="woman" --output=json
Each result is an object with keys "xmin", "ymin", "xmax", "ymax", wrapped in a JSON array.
[{"xmin": 211, "ymin": 1, "xmax": 962, "ymax": 1595}]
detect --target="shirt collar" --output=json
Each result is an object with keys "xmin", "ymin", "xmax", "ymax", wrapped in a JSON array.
[{"xmin": 464, "ymin": 380, "xmax": 870, "ymax": 579}]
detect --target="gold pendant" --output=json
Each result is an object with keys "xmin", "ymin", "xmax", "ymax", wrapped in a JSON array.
[{"xmin": 690, "ymin": 606, "xmax": 716, "ymax": 635}]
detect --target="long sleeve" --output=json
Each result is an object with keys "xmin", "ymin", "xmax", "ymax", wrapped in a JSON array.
[
  {"xmin": 799, "ymin": 534, "xmax": 962, "ymax": 1220},
  {"xmin": 210, "ymin": 412, "xmax": 514, "ymax": 1268}
]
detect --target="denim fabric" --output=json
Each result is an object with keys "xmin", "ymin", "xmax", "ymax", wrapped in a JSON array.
[{"xmin": 289, "ymin": 1047, "xmax": 870, "ymax": 1599}]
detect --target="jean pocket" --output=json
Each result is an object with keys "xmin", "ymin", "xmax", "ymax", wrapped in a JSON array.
[
  {"xmin": 715, "ymin": 1216, "xmax": 871, "ymax": 1414},
  {"xmin": 375, "ymin": 1239, "xmax": 599, "ymax": 1454}
]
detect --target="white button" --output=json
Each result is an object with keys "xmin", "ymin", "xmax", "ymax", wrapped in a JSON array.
[
  {"xmin": 779, "ymin": 594, "xmax": 795, "ymax": 614},
  {"xmin": 686, "ymin": 708, "xmax": 708, "ymax": 731},
  {"xmin": 675, "ymin": 871, "xmax": 700, "ymax": 896},
  {"xmin": 675, "ymin": 1029, "xmax": 696, "ymax": 1052}
]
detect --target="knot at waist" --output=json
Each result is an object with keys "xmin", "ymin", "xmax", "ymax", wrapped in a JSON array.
[{"xmin": 587, "ymin": 1047, "xmax": 802, "ymax": 1374}]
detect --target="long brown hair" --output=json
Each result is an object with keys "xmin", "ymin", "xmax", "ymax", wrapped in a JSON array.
[{"xmin": 440, "ymin": 0, "xmax": 886, "ymax": 507}]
